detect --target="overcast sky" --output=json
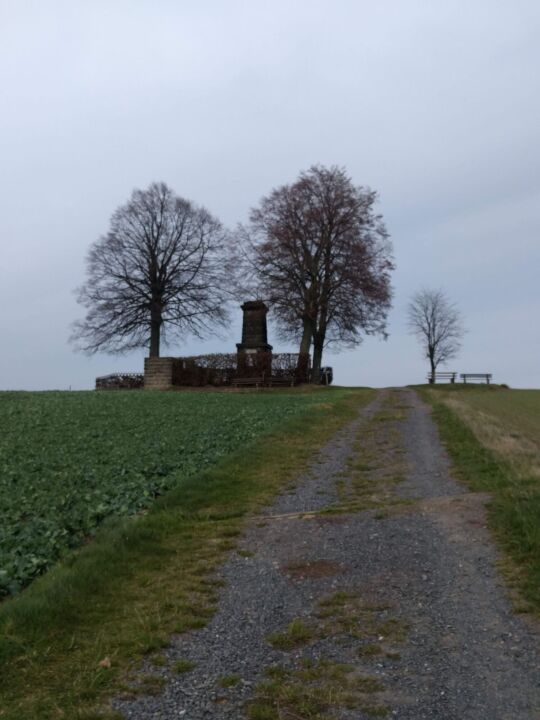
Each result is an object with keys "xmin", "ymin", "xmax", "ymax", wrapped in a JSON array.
[{"xmin": 1, "ymin": 0, "xmax": 539, "ymax": 390}]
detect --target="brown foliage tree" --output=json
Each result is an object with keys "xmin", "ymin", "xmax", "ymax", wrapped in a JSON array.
[
  {"xmin": 407, "ymin": 288, "xmax": 465, "ymax": 379},
  {"xmin": 72, "ymin": 182, "xmax": 230, "ymax": 357},
  {"xmin": 244, "ymin": 165, "xmax": 394, "ymax": 378}
]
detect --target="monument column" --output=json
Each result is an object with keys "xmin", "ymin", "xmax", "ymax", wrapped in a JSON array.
[{"xmin": 236, "ymin": 301, "xmax": 273, "ymax": 377}]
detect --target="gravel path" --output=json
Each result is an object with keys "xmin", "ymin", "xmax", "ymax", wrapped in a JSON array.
[{"xmin": 113, "ymin": 388, "xmax": 540, "ymax": 720}]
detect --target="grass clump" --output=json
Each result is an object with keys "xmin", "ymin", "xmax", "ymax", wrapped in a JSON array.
[
  {"xmin": 357, "ymin": 643, "xmax": 383, "ymax": 657},
  {"xmin": 150, "ymin": 654, "xmax": 167, "ymax": 667},
  {"xmin": 173, "ymin": 659, "xmax": 197, "ymax": 674},
  {"xmin": 247, "ymin": 660, "xmax": 386, "ymax": 719},
  {"xmin": 237, "ymin": 549, "xmax": 255, "ymax": 558},
  {"xmin": 362, "ymin": 705, "xmax": 391, "ymax": 717},
  {"xmin": 131, "ymin": 675, "xmax": 165, "ymax": 696},
  {"xmin": 267, "ymin": 619, "xmax": 316, "ymax": 650},
  {"xmin": 316, "ymin": 591, "xmax": 407, "ymax": 644},
  {"xmin": 218, "ymin": 674, "xmax": 241, "ymax": 688}
]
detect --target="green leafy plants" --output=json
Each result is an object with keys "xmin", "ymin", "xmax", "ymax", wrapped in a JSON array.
[{"xmin": 0, "ymin": 390, "xmax": 326, "ymax": 596}]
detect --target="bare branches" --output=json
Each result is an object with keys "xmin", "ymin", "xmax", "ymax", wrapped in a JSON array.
[
  {"xmin": 407, "ymin": 288, "xmax": 465, "ymax": 375},
  {"xmin": 72, "ymin": 182, "xmax": 231, "ymax": 357},
  {"xmin": 243, "ymin": 165, "xmax": 394, "ymax": 376}
]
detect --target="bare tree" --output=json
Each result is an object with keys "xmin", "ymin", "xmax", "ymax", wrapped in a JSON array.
[
  {"xmin": 407, "ymin": 288, "xmax": 465, "ymax": 380},
  {"xmin": 72, "ymin": 182, "xmax": 231, "ymax": 357},
  {"xmin": 244, "ymin": 165, "xmax": 394, "ymax": 379}
]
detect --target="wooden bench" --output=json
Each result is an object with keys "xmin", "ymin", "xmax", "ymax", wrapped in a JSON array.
[
  {"xmin": 267, "ymin": 376, "xmax": 295, "ymax": 387},
  {"xmin": 427, "ymin": 372, "xmax": 457, "ymax": 384},
  {"xmin": 231, "ymin": 376, "xmax": 264, "ymax": 388},
  {"xmin": 460, "ymin": 373, "xmax": 492, "ymax": 385}
]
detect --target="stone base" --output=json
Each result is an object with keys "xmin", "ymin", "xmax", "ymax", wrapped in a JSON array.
[
  {"xmin": 144, "ymin": 357, "xmax": 174, "ymax": 390},
  {"xmin": 236, "ymin": 348, "xmax": 273, "ymax": 377}
]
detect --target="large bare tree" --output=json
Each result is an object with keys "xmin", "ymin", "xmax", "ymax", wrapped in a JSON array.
[
  {"xmin": 72, "ymin": 182, "xmax": 230, "ymax": 357},
  {"xmin": 407, "ymin": 288, "xmax": 465, "ymax": 380},
  {"xmin": 244, "ymin": 165, "xmax": 394, "ymax": 379}
]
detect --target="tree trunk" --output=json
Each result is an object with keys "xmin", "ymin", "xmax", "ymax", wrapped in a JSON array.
[
  {"xmin": 149, "ymin": 304, "xmax": 162, "ymax": 357},
  {"xmin": 429, "ymin": 351, "xmax": 436, "ymax": 383},
  {"xmin": 299, "ymin": 321, "xmax": 312, "ymax": 356},
  {"xmin": 312, "ymin": 334, "xmax": 324, "ymax": 383},
  {"xmin": 295, "ymin": 320, "xmax": 313, "ymax": 383}
]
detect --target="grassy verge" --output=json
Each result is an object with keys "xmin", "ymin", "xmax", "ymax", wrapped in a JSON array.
[
  {"xmin": 419, "ymin": 386, "xmax": 540, "ymax": 614},
  {"xmin": 0, "ymin": 387, "xmax": 374, "ymax": 719}
]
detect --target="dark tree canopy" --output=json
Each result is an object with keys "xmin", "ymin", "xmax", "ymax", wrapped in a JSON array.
[
  {"xmin": 244, "ymin": 165, "xmax": 394, "ymax": 377},
  {"xmin": 407, "ymin": 288, "xmax": 465, "ymax": 377},
  {"xmin": 72, "ymin": 182, "xmax": 230, "ymax": 357}
]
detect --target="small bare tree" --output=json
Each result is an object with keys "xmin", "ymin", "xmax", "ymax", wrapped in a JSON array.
[
  {"xmin": 72, "ymin": 182, "xmax": 231, "ymax": 357},
  {"xmin": 407, "ymin": 288, "xmax": 464, "ymax": 380}
]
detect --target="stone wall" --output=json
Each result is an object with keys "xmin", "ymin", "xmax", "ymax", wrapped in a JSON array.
[
  {"xmin": 144, "ymin": 357, "xmax": 174, "ymax": 390},
  {"xmin": 143, "ymin": 352, "xmax": 311, "ymax": 388}
]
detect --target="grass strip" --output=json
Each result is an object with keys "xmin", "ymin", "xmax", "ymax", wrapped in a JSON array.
[
  {"xmin": 421, "ymin": 389, "xmax": 540, "ymax": 614},
  {"xmin": 0, "ymin": 387, "xmax": 374, "ymax": 719}
]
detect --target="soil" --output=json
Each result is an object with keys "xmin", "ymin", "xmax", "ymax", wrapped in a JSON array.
[{"xmin": 113, "ymin": 388, "xmax": 540, "ymax": 720}]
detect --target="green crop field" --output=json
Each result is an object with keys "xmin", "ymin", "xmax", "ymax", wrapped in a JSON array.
[
  {"xmin": 0, "ymin": 389, "xmax": 326, "ymax": 597},
  {"xmin": 423, "ymin": 385, "xmax": 540, "ymax": 611}
]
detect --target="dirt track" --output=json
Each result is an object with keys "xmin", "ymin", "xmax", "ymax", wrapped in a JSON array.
[{"xmin": 114, "ymin": 389, "xmax": 540, "ymax": 720}]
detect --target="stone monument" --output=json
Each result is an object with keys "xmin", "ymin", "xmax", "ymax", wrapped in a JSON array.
[{"xmin": 236, "ymin": 300, "xmax": 273, "ymax": 377}]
